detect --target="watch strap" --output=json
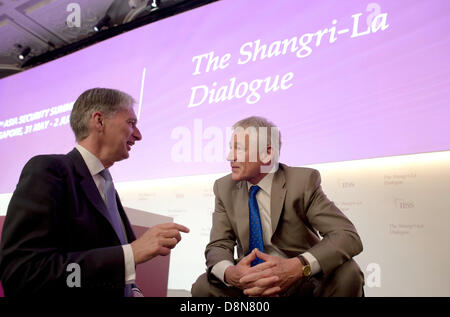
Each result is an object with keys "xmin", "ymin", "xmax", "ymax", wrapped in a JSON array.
[{"xmin": 298, "ymin": 255, "xmax": 308, "ymax": 266}]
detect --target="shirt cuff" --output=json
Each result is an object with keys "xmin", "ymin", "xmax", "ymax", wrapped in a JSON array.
[
  {"xmin": 302, "ymin": 252, "xmax": 321, "ymax": 276},
  {"xmin": 211, "ymin": 260, "xmax": 234, "ymax": 286},
  {"xmin": 122, "ymin": 244, "xmax": 136, "ymax": 284}
]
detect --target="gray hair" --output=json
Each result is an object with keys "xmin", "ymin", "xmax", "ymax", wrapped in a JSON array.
[
  {"xmin": 232, "ymin": 116, "xmax": 282, "ymax": 150},
  {"xmin": 70, "ymin": 88, "xmax": 136, "ymax": 141}
]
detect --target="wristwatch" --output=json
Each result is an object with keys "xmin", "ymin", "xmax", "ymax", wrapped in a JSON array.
[{"xmin": 298, "ymin": 255, "xmax": 312, "ymax": 277}]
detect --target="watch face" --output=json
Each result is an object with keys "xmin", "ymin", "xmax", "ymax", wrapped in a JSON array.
[{"xmin": 303, "ymin": 265, "xmax": 312, "ymax": 277}]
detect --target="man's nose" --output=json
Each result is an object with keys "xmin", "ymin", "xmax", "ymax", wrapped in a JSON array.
[
  {"xmin": 226, "ymin": 149, "xmax": 235, "ymax": 162},
  {"xmin": 133, "ymin": 126, "xmax": 142, "ymax": 141}
]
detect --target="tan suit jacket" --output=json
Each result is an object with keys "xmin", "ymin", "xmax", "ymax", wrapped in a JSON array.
[{"xmin": 205, "ymin": 163, "xmax": 363, "ymax": 279}]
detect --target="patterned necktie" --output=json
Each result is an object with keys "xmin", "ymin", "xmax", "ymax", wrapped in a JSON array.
[
  {"xmin": 99, "ymin": 169, "xmax": 127, "ymax": 245},
  {"xmin": 99, "ymin": 169, "xmax": 132, "ymax": 297},
  {"xmin": 249, "ymin": 185, "xmax": 264, "ymax": 266}
]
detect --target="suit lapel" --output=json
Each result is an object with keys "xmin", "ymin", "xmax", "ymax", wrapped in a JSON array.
[
  {"xmin": 67, "ymin": 148, "xmax": 125, "ymax": 242},
  {"xmin": 232, "ymin": 181, "xmax": 251, "ymax": 254},
  {"xmin": 270, "ymin": 166, "xmax": 287, "ymax": 237}
]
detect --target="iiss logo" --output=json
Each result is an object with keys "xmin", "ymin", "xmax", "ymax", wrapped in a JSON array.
[
  {"xmin": 338, "ymin": 179, "xmax": 356, "ymax": 189},
  {"xmin": 395, "ymin": 198, "xmax": 415, "ymax": 210}
]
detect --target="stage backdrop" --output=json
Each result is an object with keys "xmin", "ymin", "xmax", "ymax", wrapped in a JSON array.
[{"xmin": 1, "ymin": 0, "xmax": 449, "ymax": 296}]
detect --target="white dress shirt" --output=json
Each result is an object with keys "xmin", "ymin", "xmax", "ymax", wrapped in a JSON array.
[
  {"xmin": 75, "ymin": 144, "xmax": 136, "ymax": 284},
  {"xmin": 212, "ymin": 173, "xmax": 321, "ymax": 284}
]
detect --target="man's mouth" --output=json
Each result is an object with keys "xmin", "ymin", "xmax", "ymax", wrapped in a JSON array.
[{"xmin": 127, "ymin": 141, "xmax": 134, "ymax": 150}]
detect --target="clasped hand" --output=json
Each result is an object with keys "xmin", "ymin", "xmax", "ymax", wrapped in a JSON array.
[{"xmin": 224, "ymin": 249, "xmax": 303, "ymax": 297}]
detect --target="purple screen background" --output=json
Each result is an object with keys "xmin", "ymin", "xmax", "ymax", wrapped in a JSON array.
[{"xmin": 1, "ymin": 0, "xmax": 449, "ymax": 193}]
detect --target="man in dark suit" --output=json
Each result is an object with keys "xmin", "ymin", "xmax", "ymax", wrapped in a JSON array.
[
  {"xmin": 191, "ymin": 116, "xmax": 364, "ymax": 297},
  {"xmin": 0, "ymin": 88, "xmax": 189, "ymax": 297}
]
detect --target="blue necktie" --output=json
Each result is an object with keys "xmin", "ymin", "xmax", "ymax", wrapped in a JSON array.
[
  {"xmin": 99, "ymin": 169, "xmax": 126, "ymax": 245},
  {"xmin": 249, "ymin": 185, "xmax": 264, "ymax": 266},
  {"xmin": 99, "ymin": 169, "xmax": 132, "ymax": 296}
]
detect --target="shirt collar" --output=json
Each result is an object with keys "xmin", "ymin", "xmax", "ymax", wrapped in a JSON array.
[
  {"xmin": 75, "ymin": 144, "xmax": 105, "ymax": 176},
  {"xmin": 247, "ymin": 172, "xmax": 274, "ymax": 196}
]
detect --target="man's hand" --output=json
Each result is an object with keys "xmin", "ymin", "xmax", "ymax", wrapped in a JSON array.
[
  {"xmin": 239, "ymin": 249, "xmax": 303, "ymax": 297},
  {"xmin": 131, "ymin": 222, "xmax": 189, "ymax": 265},
  {"xmin": 224, "ymin": 249, "xmax": 277, "ymax": 290}
]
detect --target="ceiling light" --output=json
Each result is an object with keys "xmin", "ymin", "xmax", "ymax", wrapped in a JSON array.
[
  {"xmin": 18, "ymin": 47, "xmax": 31, "ymax": 60},
  {"xmin": 93, "ymin": 15, "xmax": 111, "ymax": 32}
]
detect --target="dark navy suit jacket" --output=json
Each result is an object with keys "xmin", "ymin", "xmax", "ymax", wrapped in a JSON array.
[{"xmin": 0, "ymin": 148, "xmax": 136, "ymax": 297}]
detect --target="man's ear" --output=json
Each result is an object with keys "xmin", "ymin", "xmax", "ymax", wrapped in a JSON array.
[
  {"xmin": 260, "ymin": 146, "xmax": 273, "ymax": 164},
  {"xmin": 92, "ymin": 111, "xmax": 104, "ymax": 131}
]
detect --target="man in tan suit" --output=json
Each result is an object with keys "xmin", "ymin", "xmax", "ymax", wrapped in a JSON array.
[{"xmin": 191, "ymin": 116, "xmax": 364, "ymax": 297}]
